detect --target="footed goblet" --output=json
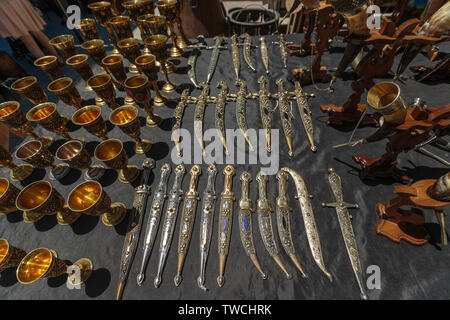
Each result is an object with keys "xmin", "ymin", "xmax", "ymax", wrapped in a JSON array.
[{"xmin": 72, "ymin": 106, "xmax": 109, "ymax": 141}]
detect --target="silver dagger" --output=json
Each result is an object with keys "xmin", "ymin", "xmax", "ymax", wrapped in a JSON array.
[
  {"xmin": 215, "ymin": 81, "xmax": 230, "ymax": 155},
  {"xmin": 276, "ymin": 78, "xmax": 294, "ymax": 157},
  {"xmin": 257, "ymin": 75, "xmax": 273, "ymax": 153},
  {"xmin": 260, "ymin": 36, "xmax": 269, "ymax": 74},
  {"xmin": 294, "ymin": 81, "xmax": 317, "ymax": 152},
  {"xmin": 187, "ymin": 48, "xmax": 201, "ymax": 89},
  {"xmin": 206, "ymin": 36, "xmax": 225, "ymax": 84},
  {"xmin": 322, "ymin": 168, "xmax": 368, "ymax": 300},
  {"xmin": 242, "ymin": 33, "xmax": 256, "ymax": 72},
  {"xmin": 194, "ymin": 83, "xmax": 210, "ymax": 156},
  {"xmin": 197, "ymin": 164, "xmax": 218, "ymax": 291},
  {"xmin": 231, "ymin": 34, "xmax": 240, "ymax": 80},
  {"xmin": 235, "ymin": 79, "xmax": 255, "ymax": 151}
]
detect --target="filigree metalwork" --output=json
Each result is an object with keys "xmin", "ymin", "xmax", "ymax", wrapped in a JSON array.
[
  {"xmin": 295, "ymin": 81, "xmax": 317, "ymax": 152},
  {"xmin": 276, "ymin": 78, "xmax": 294, "ymax": 157},
  {"xmin": 235, "ymin": 79, "xmax": 254, "ymax": 151},
  {"xmin": 259, "ymin": 37, "xmax": 269, "ymax": 74},
  {"xmin": 243, "ymin": 33, "xmax": 256, "ymax": 72},
  {"xmin": 194, "ymin": 83, "xmax": 210, "ymax": 155},
  {"xmin": 215, "ymin": 81, "xmax": 229, "ymax": 154},
  {"xmin": 257, "ymin": 75, "xmax": 273, "ymax": 153},
  {"xmin": 231, "ymin": 34, "xmax": 240, "ymax": 80},
  {"xmin": 206, "ymin": 36, "xmax": 225, "ymax": 84},
  {"xmin": 172, "ymin": 88, "xmax": 190, "ymax": 157}
]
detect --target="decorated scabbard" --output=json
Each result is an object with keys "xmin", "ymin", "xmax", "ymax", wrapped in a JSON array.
[
  {"xmin": 136, "ymin": 163, "xmax": 171, "ymax": 286},
  {"xmin": 259, "ymin": 36, "xmax": 269, "ymax": 74},
  {"xmin": 174, "ymin": 165, "xmax": 201, "ymax": 286},
  {"xmin": 276, "ymin": 170, "xmax": 307, "ymax": 278},
  {"xmin": 197, "ymin": 164, "xmax": 218, "ymax": 291},
  {"xmin": 276, "ymin": 78, "xmax": 294, "ymax": 157},
  {"xmin": 257, "ymin": 75, "xmax": 273, "ymax": 153},
  {"xmin": 217, "ymin": 165, "xmax": 235, "ymax": 287},
  {"xmin": 294, "ymin": 81, "xmax": 317, "ymax": 152},
  {"xmin": 235, "ymin": 79, "xmax": 255, "ymax": 151},
  {"xmin": 154, "ymin": 165, "xmax": 186, "ymax": 288},
  {"xmin": 256, "ymin": 172, "xmax": 291, "ymax": 279},
  {"xmin": 194, "ymin": 83, "xmax": 210, "ymax": 156},
  {"xmin": 187, "ymin": 48, "xmax": 201, "ymax": 89},
  {"xmin": 215, "ymin": 81, "xmax": 229, "ymax": 155},
  {"xmin": 172, "ymin": 88, "xmax": 190, "ymax": 157},
  {"xmin": 243, "ymin": 33, "xmax": 256, "ymax": 72},
  {"xmin": 281, "ymin": 167, "xmax": 333, "ymax": 282},
  {"xmin": 279, "ymin": 34, "xmax": 288, "ymax": 69},
  {"xmin": 206, "ymin": 36, "xmax": 224, "ymax": 84},
  {"xmin": 238, "ymin": 171, "xmax": 267, "ymax": 279},
  {"xmin": 231, "ymin": 34, "xmax": 240, "ymax": 80}
]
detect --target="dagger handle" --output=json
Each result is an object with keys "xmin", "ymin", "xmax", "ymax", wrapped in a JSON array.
[
  {"xmin": 256, "ymin": 172, "xmax": 271, "ymax": 211},
  {"xmin": 239, "ymin": 171, "xmax": 252, "ymax": 210},
  {"xmin": 187, "ymin": 165, "xmax": 201, "ymax": 196},
  {"xmin": 222, "ymin": 165, "xmax": 235, "ymax": 196}
]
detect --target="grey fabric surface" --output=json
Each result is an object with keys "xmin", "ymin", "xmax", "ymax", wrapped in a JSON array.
[{"xmin": 0, "ymin": 34, "xmax": 449, "ymax": 300}]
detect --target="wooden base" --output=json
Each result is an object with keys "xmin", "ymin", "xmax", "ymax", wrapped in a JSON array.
[
  {"xmin": 352, "ymin": 154, "xmax": 410, "ymax": 182},
  {"xmin": 320, "ymin": 103, "xmax": 378, "ymax": 127},
  {"xmin": 292, "ymin": 66, "xmax": 332, "ymax": 86}
]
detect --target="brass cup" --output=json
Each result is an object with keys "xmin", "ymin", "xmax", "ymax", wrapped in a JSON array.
[
  {"xmin": 0, "ymin": 239, "xmax": 27, "ymax": 271},
  {"xmin": 109, "ymin": 16, "xmax": 134, "ymax": 40},
  {"xmin": 94, "ymin": 138, "xmax": 140, "ymax": 183},
  {"xmin": 15, "ymin": 180, "xmax": 79, "ymax": 225},
  {"xmin": 15, "ymin": 140, "xmax": 70, "ymax": 181},
  {"xmin": 102, "ymin": 54, "xmax": 135, "ymax": 105},
  {"xmin": 34, "ymin": 56, "xmax": 64, "ymax": 81},
  {"xmin": 16, "ymin": 248, "xmax": 92, "ymax": 285},
  {"xmin": 0, "ymin": 101, "xmax": 53, "ymax": 147},
  {"xmin": 135, "ymin": 54, "xmax": 167, "ymax": 106},
  {"xmin": 0, "ymin": 179, "xmax": 21, "ymax": 215},
  {"xmin": 87, "ymin": 74, "xmax": 120, "ymax": 110},
  {"xmin": 110, "ymin": 105, "xmax": 152, "ymax": 154},
  {"xmin": 124, "ymin": 74, "xmax": 163, "ymax": 127},
  {"xmin": 67, "ymin": 180, "xmax": 126, "ymax": 226},
  {"xmin": 122, "ymin": 1, "xmax": 144, "ymax": 23},
  {"xmin": 155, "ymin": 1, "xmax": 184, "ymax": 57},
  {"xmin": 88, "ymin": 1, "xmax": 114, "ymax": 26},
  {"xmin": 66, "ymin": 54, "xmax": 95, "ymax": 91},
  {"xmin": 10, "ymin": 76, "xmax": 48, "ymax": 104},
  {"xmin": 80, "ymin": 39, "xmax": 108, "ymax": 68},
  {"xmin": 26, "ymin": 102, "xmax": 72, "ymax": 141},
  {"xmin": 0, "ymin": 145, "xmax": 34, "ymax": 181},
  {"xmin": 367, "ymin": 82, "xmax": 408, "ymax": 125},
  {"xmin": 48, "ymin": 77, "xmax": 83, "ymax": 110},
  {"xmin": 144, "ymin": 35, "xmax": 177, "ymax": 91},
  {"xmin": 49, "ymin": 35, "xmax": 78, "ymax": 59},
  {"xmin": 78, "ymin": 18, "xmax": 101, "ymax": 41},
  {"xmin": 138, "ymin": 14, "xmax": 168, "ymax": 37},
  {"xmin": 117, "ymin": 37, "xmax": 141, "ymax": 73},
  {"xmin": 72, "ymin": 106, "xmax": 109, "ymax": 140}
]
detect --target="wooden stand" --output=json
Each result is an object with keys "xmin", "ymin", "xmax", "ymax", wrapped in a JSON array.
[{"xmin": 410, "ymin": 57, "xmax": 450, "ymax": 82}]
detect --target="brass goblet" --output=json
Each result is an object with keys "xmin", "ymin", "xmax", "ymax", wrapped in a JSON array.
[
  {"xmin": 72, "ymin": 106, "xmax": 109, "ymax": 140},
  {"xmin": 34, "ymin": 56, "xmax": 64, "ymax": 81},
  {"xmin": 80, "ymin": 39, "xmax": 108, "ymax": 69},
  {"xmin": 87, "ymin": 1, "xmax": 120, "ymax": 54},
  {"xmin": 87, "ymin": 74, "xmax": 120, "ymax": 110},
  {"xmin": 0, "ymin": 239, "xmax": 27, "ymax": 271},
  {"xmin": 141, "ymin": 0, "xmax": 155, "ymax": 14},
  {"xmin": 48, "ymin": 77, "xmax": 83, "ymax": 110},
  {"xmin": 155, "ymin": 0, "xmax": 183, "ymax": 57},
  {"xmin": 135, "ymin": 54, "xmax": 168, "ymax": 106},
  {"xmin": 68, "ymin": 180, "xmax": 126, "ymax": 226},
  {"xmin": 94, "ymin": 138, "xmax": 140, "ymax": 184},
  {"xmin": 0, "ymin": 145, "xmax": 34, "ymax": 181},
  {"xmin": 26, "ymin": 102, "xmax": 72, "ymax": 141},
  {"xmin": 77, "ymin": 18, "xmax": 101, "ymax": 41},
  {"xmin": 56, "ymin": 140, "xmax": 105, "ymax": 181},
  {"xmin": 117, "ymin": 37, "xmax": 141, "ymax": 73},
  {"xmin": 144, "ymin": 35, "xmax": 177, "ymax": 92},
  {"xmin": 10, "ymin": 76, "xmax": 47, "ymax": 105},
  {"xmin": 102, "ymin": 54, "xmax": 135, "ymax": 105},
  {"xmin": 0, "ymin": 101, "xmax": 53, "ymax": 147},
  {"xmin": 122, "ymin": 1, "xmax": 146, "ymax": 40},
  {"xmin": 109, "ymin": 16, "xmax": 134, "ymax": 41},
  {"xmin": 124, "ymin": 75, "xmax": 163, "ymax": 127},
  {"xmin": 15, "ymin": 180, "xmax": 80, "ymax": 225},
  {"xmin": 66, "ymin": 54, "xmax": 95, "ymax": 92},
  {"xmin": 15, "ymin": 140, "xmax": 70, "ymax": 181},
  {"xmin": 16, "ymin": 248, "xmax": 92, "ymax": 286},
  {"xmin": 0, "ymin": 179, "xmax": 21, "ymax": 215},
  {"xmin": 137, "ymin": 14, "xmax": 167, "ymax": 56},
  {"xmin": 110, "ymin": 105, "xmax": 152, "ymax": 154},
  {"xmin": 49, "ymin": 35, "xmax": 78, "ymax": 59}
]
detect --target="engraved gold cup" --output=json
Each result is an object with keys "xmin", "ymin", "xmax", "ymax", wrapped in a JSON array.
[
  {"xmin": 135, "ymin": 54, "xmax": 167, "ymax": 106},
  {"xmin": 34, "ymin": 56, "xmax": 64, "ymax": 81},
  {"xmin": 47, "ymin": 77, "xmax": 83, "ymax": 110},
  {"xmin": 68, "ymin": 180, "xmax": 127, "ymax": 226},
  {"xmin": 80, "ymin": 39, "xmax": 108, "ymax": 69},
  {"xmin": 10, "ymin": 76, "xmax": 47, "ymax": 105},
  {"xmin": 117, "ymin": 37, "xmax": 141, "ymax": 73},
  {"xmin": 94, "ymin": 138, "xmax": 139, "ymax": 183},
  {"xmin": 78, "ymin": 18, "xmax": 101, "ymax": 41},
  {"xmin": 109, "ymin": 16, "xmax": 134, "ymax": 41},
  {"xmin": 26, "ymin": 102, "xmax": 72, "ymax": 141},
  {"xmin": 49, "ymin": 35, "xmax": 78, "ymax": 59},
  {"xmin": 72, "ymin": 106, "xmax": 109, "ymax": 140},
  {"xmin": 155, "ymin": 1, "xmax": 183, "ymax": 57},
  {"xmin": 140, "ymin": 0, "xmax": 155, "ymax": 14},
  {"xmin": 88, "ymin": 1, "xmax": 120, "ymax": 54},
  {"xmin": 0, "ymin": 239, "xmax": 27, "ymax": 271},
  {"xmin": 123, "ymin": 1, "xmax": 146, "ymax": 42},
  {"xmin": 66, "ymin": 54, "xmax": 95, "ymax": 92},
  {"xmin": 0, "ymin": 145, "xmax": 34, "ymax": 181},
  {"xmin": 144, "ymin": 35, "xmax": 177, "ymax": 91},
  {"xmin": 0, "ymin": 179, "xmax": 21, "ymax": 215},
  {"xmin": 102, "ymin": 54, "xmax": 135, "ymax": 105},
  {"xmin": 367, "ymin": 82, "xmax": 408, "ymax": 125},
  {"xmin": 87, "ymin": 74, "xmax": 120, "ymax": 110}
]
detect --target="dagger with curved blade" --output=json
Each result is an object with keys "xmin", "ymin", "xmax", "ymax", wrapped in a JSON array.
[
  {"xmin": 235, "ymin": 79, "xmax": 255, "ymax": 151},
  {"xmin": 257, "ymin": 75, "xmax": 273, "ymax": 153},
  {"xmin": 188, "ymin": 48, "xmax": 201, "ymax": 89},
  {"xmin": 172, "ymin": 88, "xmax": 191, "ymax": 157},
  {"xmin": 215, "ymin": 81, "xmax": 229, "ymax": 155},
  {"xmin": 242, "ymin": 33, "xmax": 256, "ymax": 72},
  {"xmin": 194, "ymin": 83, "xmax": 210, "ymax": 156},
  {"xmin": 231, "ymin": 34, "xmax": 240, "ymax": 80},
  {"xmin": 294, "ymin": 81, "xmax": 317, "ymax": 153},
  {"xmin": 206, "ymin": 36, "xmax": 226, "ymax": 84},
  {"xmin": 260, "ymin": 36, "xmax": 270, "ymax": 74},
  {"xmin": 276, "ymin": 78, "xmax": 294, "ymax": 157}
]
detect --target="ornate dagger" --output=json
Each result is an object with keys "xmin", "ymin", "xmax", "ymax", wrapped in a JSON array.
[
  {"xmin": 238, "ymin": 171, "xmax": 267, "ymax": 279},
  {"xmin": 256, "ymin": 172, "xmax": 292, "ymax": 279},
  {"xmin": 136, "ymin": 163, "xmax": 171, "ymax": 286},
  {"xmin": 294, "ymin": 81, "xmax": 317, "ymax": 153},
  {"xmin": 197, "ymin": 164, "xmax": 218, "ymax": 291},
  {"xmin": 276, "ymin": 170, "xmax": 306, "ymax": 278},
  {"xmin": 206, "ymin": 36, "xmax": 226, "ymax": 84},
  {"xmin": 217, "ymin": 165, "xmax": 235, "ymax": 287},
  {"xmin": 172, "ymin": 88, "xmax": 190, "ymax": 157},
  {"xmin": 215, "ymin": 81, "xmax": 229, "ymax": 155},
  {"xmin": 235, "ymin": 79, "xmax": 255, "ymax": 151},
  {"xmin": 272, "ymin": 34, "xmax": 289, "ymax": 69},
  {"xmin": 187, "ymin": 48, "xmax": 201, "ymax": 89},
  {"xmin": 257, "ymin": 75, "xmax": 273, "ymax": 153},
  {"xmin": 174, "ymin": 165, "xmax": 201, "ymax": 286},
  {"xmin": 242, "ymin": 33, "xmax": 256, "ymax": 72},
  {"xmin": 281, "ymin": 167, "xmax": 333, "ymax": 282},
  {"xmin": 194, "ymin": 83, "xmax": 210, "ymax": 156},
  {"xmin": 322, "ymin": 168, "xmax": 368, "ymax": 300},
  {"xmin": 116, "ymin": 158, "xmax": 156, "ymax": 300},
  {"xmin": 231, "ymin": 34, "xmax": 240, "ymax": 80},
  {"xmin": 276, "ymin": 78, "xmax": 294, "ymax": 157},
  {"xmin": 154, "ymin": 164, "xmax": 186, "ymax": 288},
  {"xmin": 259, "ymin": 36, "xmax": 270, "ymax": 74}
]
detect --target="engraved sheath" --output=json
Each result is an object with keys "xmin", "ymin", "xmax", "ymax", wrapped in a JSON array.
[
  {"xmin": 235, "ymin": 79, "xmax": 254, "ymax": 151},
  {"xmin": 197, "ymin": 164, "xmax": 218, "ymax": 291},
  {"xmin": 187, "ymin": 48, "xmax": 200, "ymax": 89},
  {"xmin": 295, "ymin": 81, "xmax": 317, "ymax": 152},
  {"xmin": 279, "ymin": 34, "xmax": 288, "ymax": 69},
  {"xmin": 276, "ymin": 78, "xmax": 294, "ymax": 157},
  {"xmin": 258, "ymin": 75, "xmax": 273, "ymax": 153},
  {"xmin": 231, "ymin": 34, "xmax": 240, "ymax": 80},
  {"xmin": 238, "ymin": 171, "xmax": 267, "ymax": 279},
  {"xmin": 194, "ymin": 83, "xmax": 210, "ymax": 156},
  {"xmin": 243, "ymin": 33, "xmax": 256, "ymax": 72},
  {"xmin": 136, "ymin": 163, "xmax": 171, "ymax": 286},
  {"xmin": 174, "ymin": 165, "xmax": 201, "ymax": 286},
  {"xmin": 215, "ymin": 81, "xmax": 229, "ymax": 155},
  {"xmin": 281, "ymin": 167, "xmax": 333, "ymax": 282},
  {"xmin": 154, "ymin": 165, "xmax": 186, "ymax": 288},
  {"xmin": 217, "ymin": 165, "xmax": 235, "ymax": 287},
  {"xmin": 172, "ymin": 88, "xmax": 190, "ymax": 157},
  {"xmin": 256, "ymin": 172, "xmax": 291, "ymax": 279},
  {"xmin": 276, "ymin": 170, "xmax": 306, "ymax": 277},
  {"xmin": 206, "ymin": 36, "xmax": 224, "ymax": 84},
  {"xmin": 259, "ymin": 37, "xmax": 269, "ymax": 74}
]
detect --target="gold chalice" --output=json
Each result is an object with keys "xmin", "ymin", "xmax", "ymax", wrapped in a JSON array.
[
  {"xmin": 367, "ymin": 82, "xmax": 408, "ymax": 125},
  {"xmin": 72, "ymin": 106, "xmax": 109, "ymax": 140},
  {"xmin": 170, "ymin": 0, "xmax": 189, "ymax": 49},
  {"xmin": 0, "ymin": 145, "xmax": 34, "ymax": 181},
  {"xmin": 0, "ymin": 101, "xmax": 53, "ymax": 147},
  {"xmin": 155, "ymin": 1, "xmax": 183, "ymax": 57},
  {"xmin": 0, "ymin": 179, "xmax": 21, "ymax": 215},
  {"xmin": 144, "ymin": 35, "xmax": 177, "ymax": 92},
  {"xmin": 15, "ymin": 140, "xmax": 70, "ymax": 181},
  {"xmin": 137, "ymin": 14, "xmax": 167, "ymax": 56},
  {"xmin": 66, "ymin": 54, "xmax": 95, "ymax": 92},
  {"xmin": 141, "ymin": 0, "xmax": 155, "ymax": 14},
  {"xmin": 109, "ymin": 16, "xmax": 134, "ymax": 41},
  {"xmin": 122, "ymin": 1, "xmax": 146, "ymax": 41},
  {"xmin": 117, "ymin": 37, "xmax": 141, "ymax": 73},
  {"xmin": 26, "ymin": 102, "xmax": 72, "ymax": 141},
  {"xmin": 48, "ymin": 77, "xmax": 83, "ymax": 110},
  {"xmin": 88, "ymin": 1, "xmax": 120, "ymax": 54},
  {"xmin": 77, "ymin": 18, "xmax": 101, "ymax": 41},
  {"xmin": 10, "ymin": 76, "xmax": 47, "ymax": 105},
  {"xmin": 135, "ymin": 54, "xmax": 168, "ymax": 106},
  {"xmin": 102, "ymin": 54, "xmax": 135, "ymax": 105},
  {"xmin": 34, "ymin": 56, "xmax": 64, "ymax": 81},
  {"xmin": 49, "ymin": 35, "xmax": 78, "ymax": 59},
  {"xmin": 56, "ymin": 140, "xmax": 105, "ymax": 181},
  {"xmin": 94, "ymin": 138, "xmax": 139, "ymax": 183},
  {"xmin": 87, "ymin": 74, "xmax": 120, "ymax": 110},
  {"xmin": 16, "ymin": 248, "xmax": 93, "ymax": 286},
  {"xmin": 124, "ymin": 74, "xmax": 163, "ymax": 127},
  {"xmin": 68, "ymin": 180, "xmax": 126, "ymax": 226},
  {"xmin": 15, "ymin": 180, "xmax": 80, "ymax": 225},
  {"xmin": 80, "ymin": 39, "xmax": 108, "ymax": 69},
  {"xmin": 110, "ymin": 105, "xmax": 151, "ymax": 154},
  {"xmin": 0, "ymin": 239, "xmax": 27, "ymax": 271}
]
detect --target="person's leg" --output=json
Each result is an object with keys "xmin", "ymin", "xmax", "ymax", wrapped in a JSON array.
[
  {"xmin": 30, "ymin": 30, "xmax": 62, "ymax": 62},
  {"xmin": 19, "ymin": 34, "xmax": 45, "ymax": 58}
]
